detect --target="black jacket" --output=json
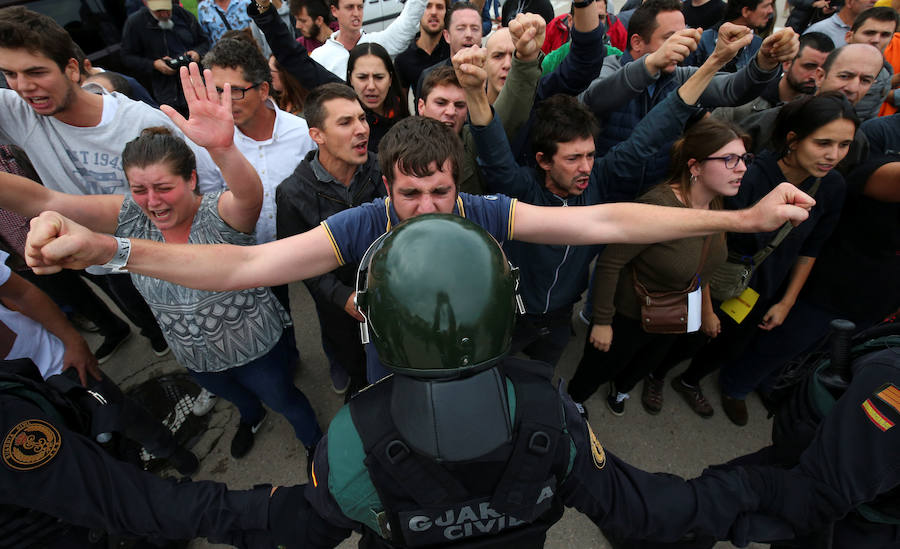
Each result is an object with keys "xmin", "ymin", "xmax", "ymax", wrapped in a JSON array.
[
  {"xmin": 275, "ymin": 150, "xmax": 386, "ymax": 309},
  {"xmin": 120, "ymin": 6, "xmax": 210, "ymax": 109}
]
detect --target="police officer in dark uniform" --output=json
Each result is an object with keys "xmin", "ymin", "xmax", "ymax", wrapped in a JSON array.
[
  {"xmin": 764, "ymin": 321, "xmax": 900, "ymax": 548},
  {"xmin": 0, "ymin": 357, "xmax": 273, "ymax": 547},
  {"xmin": 264, "ymin": 214, "xmax": 850, "ymax": 549}
]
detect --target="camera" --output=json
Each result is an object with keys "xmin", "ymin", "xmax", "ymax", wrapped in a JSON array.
[{"xmin": 165, "ymin": 54, "xmax": 193, "ymax": 70}]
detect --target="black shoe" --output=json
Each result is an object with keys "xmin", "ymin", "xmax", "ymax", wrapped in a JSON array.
[
  {"xmin": 150, "ymin": 335, "xmax": 170, "ymax": 357},
  {"xmin": 606, "ymin": 386, "xmax": 626, "ymax": 416},
  {"xmin": 167, "ymin": 447, "xmax": 199, "ymax": 476},
  {"xmin": 95, "ymin": 328, "xmax": 131, "ymax": 364},
  {"xmin": 230, "ymin": 412, "xmax": 266, "ymax": 458}
]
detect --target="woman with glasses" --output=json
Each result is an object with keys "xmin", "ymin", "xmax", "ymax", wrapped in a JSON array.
[
  {"xmin": 346, "ymin": 43, "xmax": 408, "ymax": 152},
  {"xmin": 643, "ymin": 92, "xmax": 857, "ymax": 424},
  {"xmin": 567, "ymin": 118, "xmax": 751, "ymax": 415},
  {"xmin": 0, "ymin": 64, "xmax": 323, "ymax": 460}
]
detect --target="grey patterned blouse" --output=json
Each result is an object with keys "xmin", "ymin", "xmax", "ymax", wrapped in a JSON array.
[{"xmin": 116, "ymin": 192, "xmax": 291, "ymax": 373}]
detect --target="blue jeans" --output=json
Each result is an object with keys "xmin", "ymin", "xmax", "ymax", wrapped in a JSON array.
[{"xmin": 189, "ymin": 331, "xmax": 322, "ymax": 447}]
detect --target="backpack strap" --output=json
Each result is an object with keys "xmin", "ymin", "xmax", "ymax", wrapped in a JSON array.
[{"xmin": 490, "ymin": 359, "xmax": 566, "ymax": 522}]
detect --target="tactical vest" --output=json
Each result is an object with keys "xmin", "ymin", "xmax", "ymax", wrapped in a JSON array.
[
  {"xmin": 330, "ymin": 359, "xmax": 573, "ymax": 548},
  {"xmin": 0, "ymin": 359, "xmax": 106, "ymax": 547},
  {"xmin": 772, "ymin": 333, "xmax": 900, "ymax": 524}
]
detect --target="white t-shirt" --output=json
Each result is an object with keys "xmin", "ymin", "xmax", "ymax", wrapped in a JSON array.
[
  {"xmin": 0, "ymin": 252, "xmax": 64, "ymax": 380},
  {"xmin": 0, "ymin": 85, "xmax": 226, "ymax": 196}
]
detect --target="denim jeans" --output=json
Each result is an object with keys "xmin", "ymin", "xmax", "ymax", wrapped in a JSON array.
[{"xmin": 189, "ymin": 330, "xmax": 322, "ymax": 447}]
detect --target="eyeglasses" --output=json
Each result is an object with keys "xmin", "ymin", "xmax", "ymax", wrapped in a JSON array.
[
  {"xmin": 702, "ymin": 153, "xmax": 754, "ymax": 169},
  {"xmin": 215, "ymin": 82, "xmax": 262, "ymax": 100}
]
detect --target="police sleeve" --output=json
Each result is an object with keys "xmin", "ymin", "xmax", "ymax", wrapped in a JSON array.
[
  {"xmin": 0, "ymin": 397, "xmax": 269, "ymax": 541},
  {"xmin": 797, "ymin": 349, "xmax": 900, "ymax": 518},
  {"xmin": 557, "ymin": 395, "xmax": 842, "ymax": 544}
]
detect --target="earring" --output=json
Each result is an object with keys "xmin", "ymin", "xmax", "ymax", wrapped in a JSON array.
[{"xmin": 690, "ymin": 174, "xmax": 697, "ymax": 184}]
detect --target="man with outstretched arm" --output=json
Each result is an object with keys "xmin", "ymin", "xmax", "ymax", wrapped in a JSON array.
[{"xmin": 23, "ymin": 96, "xmax": 814, "ymax": 296}]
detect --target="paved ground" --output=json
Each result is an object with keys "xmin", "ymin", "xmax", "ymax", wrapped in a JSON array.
[{"xmin": 94, "ymin": 278, "xmax": 773, "ymax": 549}]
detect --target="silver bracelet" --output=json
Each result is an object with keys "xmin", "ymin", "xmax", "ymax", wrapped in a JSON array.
[{"xmin": 101, "ymin": 237, "xmax": 131, "ymax": 273}]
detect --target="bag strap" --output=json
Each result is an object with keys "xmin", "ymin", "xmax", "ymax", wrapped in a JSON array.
[
  {"xmin": 750, "ymin": 177, "xmax": 821, "ymax": 266},
  {"xmin": 214, "ymin": 6, "xmax": 233, "ymax": 31}
]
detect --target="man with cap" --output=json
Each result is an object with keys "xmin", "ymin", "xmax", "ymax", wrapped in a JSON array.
[{"xmin": 121, "ymin": 0, "xmax": 211, "ymax": 116}]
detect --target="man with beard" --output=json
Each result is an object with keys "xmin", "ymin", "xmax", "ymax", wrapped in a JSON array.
[
  {"xmin": 395, "ymin": 0, "xmax": 450, "ymax": 98},
  {"xmin": 713, "ymin": 31, "xmax": 835, "ymax": 123},
  {"xmin": 290, "ymin": 0, "xmax": 338, "ymax": 53},
  {"xmin": 120, "ymin": 0, "xmax": 210, "ymax": 116}
]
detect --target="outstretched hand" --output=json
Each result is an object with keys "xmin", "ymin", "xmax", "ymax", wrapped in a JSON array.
[
  {"xmin": 452, "ymin": 47, "xmax": 488, "ymax": 91},
  {"xmin": 25, "ymin": 211, "xmax": 116, "ymax": 274},
  {"xmin": 744, "ymin": 182, "xmax": 815, "ymax": 232},
  {"xmin": 509, "ymin": 13, "xmax": 546, "ymax": 62},
  {"xmin": 160, "ymin": 62, "xmax": 235, "ymax": 151}
]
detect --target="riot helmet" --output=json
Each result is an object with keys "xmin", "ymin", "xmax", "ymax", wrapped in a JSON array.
[{"xmin": 355, "ymin": 214, "xmax": 522, "ymax": 379}]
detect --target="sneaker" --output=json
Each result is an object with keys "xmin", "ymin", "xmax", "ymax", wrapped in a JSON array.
[
  {"xmin": 230, "ymin": 412, "xmax": 267, "ymax": 459},
  {"xmin": 640, "ymin": 376, "xmax": 664, "ymax": 415},
  {"xmin": 166, "ymin": 447, "xmax": 199, "ymax": 476},
  {"xmin": 605, "ymin": 387, "xmax": 628, "ymax": 416},
  {"xmin": 330, "ymin": 365, "xmax": 350, "ymax": 395},
  {"xmin": 69, "ymin": 313, "xmax": 100, "ymax": 333},
  {"xmin": 671, "ymin": 376, "xmax": 714, "ymax": 418},
  {"xmin": 95, "ymin": 328, "xmax": 131, "ymax": 364},
  {"xmin": 191, "ymin": 388, "xmax": 217, "ymax": 416},
  {"xmin": 573, "ymin": 401, "xmax": 590, "ymax": 422},
  {"xmin": 150, "ymin": 336, "xmax": 170, "ymax": 357},
  {"xmin": 721, "ymin": 394, "xmax": 748, "ymax": 426}
]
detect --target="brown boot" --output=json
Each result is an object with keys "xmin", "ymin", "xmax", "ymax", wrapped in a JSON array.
[
  {"xmin": 641, "ymin": 376, "xmax": 664, "ymax": 415},
  {"xmin": 671, "ymin": 375, "xmax": 714, "ymax": 418},
  {"xmin": 721, "ymin": 395, "xmax": 748, "ymax": 426}
]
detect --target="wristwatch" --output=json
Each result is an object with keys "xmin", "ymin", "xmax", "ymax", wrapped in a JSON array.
[
  {"xmin": 573, "ymin": 0, "xmax": 594, "ymax": 7},
  {"xmin": 256, "ymin": 0, "xmax": 271, "ymax": 13}
]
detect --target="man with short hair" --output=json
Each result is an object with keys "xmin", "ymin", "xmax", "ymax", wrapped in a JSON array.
[
  {"xmin": 0, "ymin": 6, "xmax": 225, "ymax": 356},
  {"xmin": 203, "ymin": 38, "xmax": 316, "ymax": 246},
  {"xmin": 804, "ymin": 0, "xmax": 877, "ymax": 47},
  {"xmin": 418, "ymin": 65, "xmax": 468, "ymax": 135},
  {"xmin": 275, "ymin": 83, "xmax": 384, "ymax": 397},
  {"xmin": 308, "ymin": 0, "xmax": 427, "ymax": 78},
  {"xmin": 580, "ymin": 0, "xmax": 796, "ymax": 199},
  {"xmin": 414, "ymin": 1, "xmax": 482, "ymax": 102},
  {"xmin": 484, "ymin": 27, "xmax": 514, "ymax": 103},
  {"xmin": 685, "ymin": 0, "xmax": 775, "ymax": 71},
  {"xmin": 739, "ymin": 43, "xmax": 884, "ymax": 170},
  {"xmin": 394, "ymin": 0, "xmax": 449, "ymax": 96},
  {"xmin": 713, "ymin": 31, "xmax": 835, "ymax": 123},
  {"xmin": 121, "ymin": 0, "xmax": 209, "ymax": 116},
  {"xmin": 844, "ymin": 6, "xmax": 899, "ymax": 119},
  {"xmin": 462, "ymin": 23, "xmax": 789, "ymax": 367},
  {"xmin": 289, "ymin": 0, "xmax": 337, "ymax": 53}
]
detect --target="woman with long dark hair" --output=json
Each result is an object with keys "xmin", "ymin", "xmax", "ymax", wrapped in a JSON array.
[
  {"xmin": 346, "ymin": 42, "xmax": 408, "ymax": 151},
  {"xmin": 647, "ymin": 92, "xmax": 858, "ymax": 424}
]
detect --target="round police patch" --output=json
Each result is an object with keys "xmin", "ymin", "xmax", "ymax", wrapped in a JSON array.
[
  {"xmin": 2, "ymin": 419, "xmax": 62, "ymax": 471},
  {"xmin": 585, "ymin": 421, "xmax": 606, "ymax": 470}
]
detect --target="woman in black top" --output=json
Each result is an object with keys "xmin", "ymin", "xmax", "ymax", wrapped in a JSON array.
[
  {"xmin": 346, "ymin": 43, "xmax": 409, "ymax": 152},
  {"xmin": 648, "ymin": 92, "xmax": 858, "ymax": 424}
]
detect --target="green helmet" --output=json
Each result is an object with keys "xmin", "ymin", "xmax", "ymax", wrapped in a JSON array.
[{"xmin": 355, "ymin": 214, "xmax": 521, "ymax": 379}]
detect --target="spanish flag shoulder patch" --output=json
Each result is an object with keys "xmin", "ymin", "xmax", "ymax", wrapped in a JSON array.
[{"xmin": 862, "ymin": 399, "xmax": 895, "ymax": 432}]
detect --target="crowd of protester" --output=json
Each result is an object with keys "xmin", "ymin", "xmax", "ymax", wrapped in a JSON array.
[{"xmin": 0, "ymin": 0, "xmax": 897, "ymax": 476}]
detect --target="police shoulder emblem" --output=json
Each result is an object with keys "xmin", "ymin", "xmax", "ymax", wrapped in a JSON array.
[
  {"xmin": 585, "ymin": 421, "xmax": 606, "ymax": 470},
  {"xmin": 2, "ymin": 419, "xmax": 62, "ymax": 471}
]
